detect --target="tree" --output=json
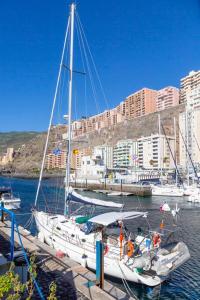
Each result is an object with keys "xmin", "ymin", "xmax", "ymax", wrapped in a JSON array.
[{"xmin": 0, "ymin": 256, "xmax": 57, "ymax": 299}]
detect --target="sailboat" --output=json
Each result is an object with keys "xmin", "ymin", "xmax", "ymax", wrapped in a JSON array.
[
  {"xmin": 151, "ymin": 116, "xmax": 184, "ymax": 197},
  {"xmin": 33, "ymin": 3, "xmax": 190, "ymax": 286},
  {"xmin": 179, "ymin": 105, "xmax": 200, "ymax": 198}
]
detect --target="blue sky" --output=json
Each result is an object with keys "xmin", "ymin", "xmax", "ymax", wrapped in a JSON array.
[{"xmin": 0, "ymin": 0, "xmax": 200, "ymax": 132}]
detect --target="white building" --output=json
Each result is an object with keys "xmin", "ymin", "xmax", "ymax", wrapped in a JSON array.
[
  {"xmin": 93, "ymin": 145, "xmax": 113, "ymax": 169},
  {"xmin": 113, "ymin": 140, "xmax": 138, "ymax": 168},
  {"xmin": 179, "ymin": 87, "xmax": 200, "ymax": 168},
  {"xmin": 78, "ymin": 155, "xmax": 105, "ymax": 179},
  {"xmin": 138, "ymin": 134, "xmax": 175, "ymax": 170},
  {"xmin": 180, "ymin": 70, "xmax": 200, "ymax": 104}
]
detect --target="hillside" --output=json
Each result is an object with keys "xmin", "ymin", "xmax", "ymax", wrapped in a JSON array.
[
  {"xmin": 0, "ymin": 125, "xmax": 67, "ymax": 177},
  {"xmin": 0, "ymin": 104, "xmax": 185, "ymax": 176},
  {"xmin": 0, "ymin": 131, "xmax": 39, "ymax": 154}
]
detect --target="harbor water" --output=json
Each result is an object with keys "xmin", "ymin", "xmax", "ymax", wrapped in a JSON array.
[{"xmin": 0, "ymin": 176, "xmax": 199, "ymax": 300}]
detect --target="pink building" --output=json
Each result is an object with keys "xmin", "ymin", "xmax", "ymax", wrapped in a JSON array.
[
  {"xmin": 156, "ymin": 86, "xmax": 179, "ymax": 111},
  {"xmin": 72, "ymin": 86, "xmax": 179, "ymax": 139},
  {"xmin": 124, "ymin": 88, "xmax": 157, "ymax": 119}
]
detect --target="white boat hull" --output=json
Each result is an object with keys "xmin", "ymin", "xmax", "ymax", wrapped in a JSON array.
[
  {"xmin": 34, "ymin": 211, "xmax": 190, "ymax": 286},
  {"xmin": 152, "ymin": 186, "xmax": 184, "ymax": 197},
  {"xmin": 1, "ymin": 198, "xmax": 21, "ymax": 210},
  {"xmin": 187, "ymin": 194, "xmax": 200, "ymax": 203}
]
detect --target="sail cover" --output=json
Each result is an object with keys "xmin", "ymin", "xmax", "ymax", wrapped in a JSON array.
[
  {"xmin": 89, "ymin": 211, "xmax": 147, "ymax": 226},
  {"xmin": 68, "ymin": 188, "xmax": 123, "ymax": 208}
]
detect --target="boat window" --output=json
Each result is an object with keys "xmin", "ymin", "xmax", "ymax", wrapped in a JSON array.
[
  {"xmin": 2, "ymin": 194, "xmax": 11, "ymax": 200},
  {"xmin": 81, "ymin": 239, "xmax": 86, "ymax": 242},
  {"xmin": 56, "ymin": 227, "xmax": 61, "ymax": 230},
  {"xmin": 50, "ymin": 217, "xmax": 58, "ymax": 220},
  {"xmin": 60, "ymin": 220, "xmax": 68, "ymax": 223}
]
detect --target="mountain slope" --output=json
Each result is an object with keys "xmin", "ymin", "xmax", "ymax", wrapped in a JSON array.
[{"xmin": 0, "ymin": 132, "xmax": 39, "ymax": 154}]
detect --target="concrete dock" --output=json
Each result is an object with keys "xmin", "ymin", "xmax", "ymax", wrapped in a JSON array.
[
  {"xmin": 0, "ymin": 220, "xmax": 136, "ymax": 300},
  {"xmin": 72, "ymin": 182, "xmax": 151, "ymax": 196}
]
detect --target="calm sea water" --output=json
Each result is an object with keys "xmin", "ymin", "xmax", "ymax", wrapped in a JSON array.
[{"xmin": 0, "ymin": 176, "xmax": 199, "ymax": 300}]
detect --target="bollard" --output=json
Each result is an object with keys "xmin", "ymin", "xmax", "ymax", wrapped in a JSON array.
[
  {"xmin": 10, "ymin": 213, "xmax": 15, "ymax": 261},
  {"xmin": 96, "ymin": 240, "xmax": 104, "ymax": 289},
  {"xmin": 120, "ymin": 179, "xmax": 123, "ymax": 192}
]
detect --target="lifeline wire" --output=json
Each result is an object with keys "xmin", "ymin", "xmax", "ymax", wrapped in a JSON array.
[{"xmin": 34, "ymin": 15, "xmax": 70, "ymax": 207}]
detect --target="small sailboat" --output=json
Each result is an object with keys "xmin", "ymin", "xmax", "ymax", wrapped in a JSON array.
[
  {"xmin": 33, "ymin": 3, "xmax": 190, "ymax": 286},
  {"xmin": 0, "ymin": 186, "xmax": 21, "ymax": 210}
]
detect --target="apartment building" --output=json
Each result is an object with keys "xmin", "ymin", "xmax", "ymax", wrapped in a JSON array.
[
  {"xmin": 156, "ymin": 86, "xmax": 179, "ymax": 111},
  {"xmin": 138, "ymin": 134, "xmax": 175, "ymax": 169},
  {"xmin": 46, "ymin": 150, "xmax": 67, "ymax": 170},
  {"xmin": 179, "ymin": 87, "xmax": 200, "ymax": 168},
  {"xmin": 71, "ymin": 84, "xmax": 181, "ymax": 139},
  {"xmin": 180, "ymin": 70, "xmax": 200, "ymax": 104},
  {"xmin": 124, "ymin": 88, "xmax": 157, "ymax": 119},
  {"xmin": 113, "ymin": 140, "xmax": 138, "ymax": 168}
]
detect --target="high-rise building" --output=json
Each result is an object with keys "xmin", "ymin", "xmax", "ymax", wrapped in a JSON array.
[
  {"xmin": 124, "ymin": 88, "xmax": 157, "ymax": 119},
  {"xmin": 156, "ymin": 87, "xmax": 179, "ymax": 111},
  {"xmin": 179, "ymin": 87, "xmax": 200, "ymax": 169},
  {"xmin": 137, "ymin": 134, "xmax": 175, "ymax": 169},
  {"xmin": 180, "ymin": 70, "xmax": 200, "ymax": 104},
  {"xmin": 113, "ymin": 140, "xmax": 138, "ymax": 168}
]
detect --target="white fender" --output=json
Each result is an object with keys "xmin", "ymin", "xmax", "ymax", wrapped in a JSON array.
[{"xmin": 38, "ymin": 231, "xmax": 44, "ymax": 243}]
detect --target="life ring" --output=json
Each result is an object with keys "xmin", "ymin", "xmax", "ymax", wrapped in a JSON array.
[
  {"xmin": 127, "ymin": 240, "xmax": 134, "ymax": 257},
  {"xmin": 153, "ymin": 233, "xmax": 161, "ymax": 247},
  {"xmin": 104, "ymin": 245, "xmax": 109, "ymax": 255}
]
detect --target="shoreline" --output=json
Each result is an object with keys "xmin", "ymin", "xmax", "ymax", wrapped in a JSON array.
[{"xmin": 0, "ymin": 173, "xmax": 65, "ymax": 180}]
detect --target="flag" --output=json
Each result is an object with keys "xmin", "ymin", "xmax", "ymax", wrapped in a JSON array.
[
  {"xmin": 132, "ymin": 154, "xmax": 138, "ymax": 161},
  {"xmin": 52, "ymin": 148, "xmax": 62, "ymax": 155},
  {"xmin": 73, "ymin": 149, "xmax": 79, "ymax": 155}
]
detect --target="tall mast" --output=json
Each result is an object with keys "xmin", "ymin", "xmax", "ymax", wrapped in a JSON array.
[
  {"xmin": 64, "ymin": 3, "xmax": 75, "ymax": 215},
  {"xmin": 174, "ymin": 117, "xmax": 177, "ymax": 185},
  {"xmin": 158, "ymin": 114, "xmax": 162, "ymax": 180},
  {"xmin": 185, "ymin": 107, "xmax": 190, "ymax": 186}
]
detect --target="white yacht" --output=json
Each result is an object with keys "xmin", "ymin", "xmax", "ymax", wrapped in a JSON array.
[
  {"xmin": 152, "ymin": 185, "xmax": 184, "ymax": 197},
  {"xmin": 33, "ymin": 3, "xmax": 190, "ymax": 287},
  {"xmin": 34, "ymin": 189, "xmax": 190, "ymax": 286}
]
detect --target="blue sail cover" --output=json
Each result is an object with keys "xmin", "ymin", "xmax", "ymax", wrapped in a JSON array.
[{"xmin": 68, "ymin": 188, "xmax": 123, "ymax": 208}]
